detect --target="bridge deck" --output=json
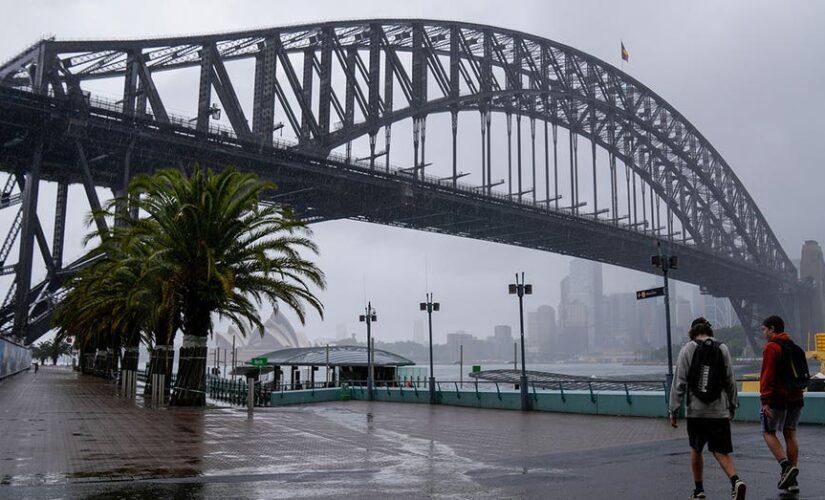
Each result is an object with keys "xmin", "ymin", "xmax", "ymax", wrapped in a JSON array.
[{"xmin": 1, "ymin": 366, "xmax": 823, "ymax": 498}]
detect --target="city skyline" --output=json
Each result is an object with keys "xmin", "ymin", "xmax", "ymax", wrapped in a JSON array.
[{"xmin": 308, "ymin": 257, "xmax": 741, "ymax": 352}]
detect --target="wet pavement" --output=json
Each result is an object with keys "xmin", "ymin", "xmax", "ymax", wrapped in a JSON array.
[{"xmin": 1, "ymin": 366, "xmax": 824, "ymax": 499}]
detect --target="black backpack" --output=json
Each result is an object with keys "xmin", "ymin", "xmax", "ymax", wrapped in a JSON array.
[
  {"xmin": 687, "ymin": 338, "xmax": 727, "ymax": 403},
  {"xmin": 771, "ymin": 338, "xmax": 811, "ymax": 389}
]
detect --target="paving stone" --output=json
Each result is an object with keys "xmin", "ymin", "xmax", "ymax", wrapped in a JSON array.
[{"xmin": 1, "ymin": 366, "xmax": 823, "ymax": 498}]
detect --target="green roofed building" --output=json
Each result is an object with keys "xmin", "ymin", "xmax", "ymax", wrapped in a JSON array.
[{"xmin": 255, "ymin": 345, "xmax": 414, "ymax": 389}]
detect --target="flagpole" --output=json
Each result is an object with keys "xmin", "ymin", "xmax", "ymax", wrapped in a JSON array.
[{"xmin": 621, "ymin": 40, "xmax": 624, "ymax": 72}]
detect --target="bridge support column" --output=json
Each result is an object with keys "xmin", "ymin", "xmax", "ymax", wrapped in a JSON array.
[
  {"xmin": 552, "ymin": 122, "xmax": 558, "ymax": 209},
  {"xmin": 52, "ymin": 182, "xmax": 68, "ymax": 269},
  {"xmin": 506, "ymin": 113, "xmax": 512, "ymax": 197},
  {"xmin": 412, "ymin": 118, "xmax": 420, "ymax": 180},
  {"xmin": 485, "ymin": 111, "xmax": 492, "ymax": 196},
  {"xmin": 13, "ymin": 137, "xmax": 43, "ymax": 340},
  {"xmin": 384, "ymin": 125, "xmax": 392, "ymax": 172},
  {"xmin": 420, "ymin": 116, "xmax": 427, "ymax": 178},
  {"xmin": 479, "ymin": 112, "xmax": 486, "ymax": 191},
  {"xmin": 530, "ymin": 117, "xmax": 536, "ymax": 205},
  {"xmin": 516, "ymin": 113, "xmax": 522, "ymax": 203},
  {"xmin": 451, "ymin": 110, "xmax": 458, "ymax": 189}
]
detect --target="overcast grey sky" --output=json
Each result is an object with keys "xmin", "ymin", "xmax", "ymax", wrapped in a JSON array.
[{"xmin": 1, "ymin": 0, "xmax": 823, "ymax": 344}]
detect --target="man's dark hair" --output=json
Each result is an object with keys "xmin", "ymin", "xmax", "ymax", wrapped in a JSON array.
[
  {"xmin": 689, "ymin": 320, "xmax": 714, "ymax": 340},
  {"xmin": 762, "ymin": 315, "xmax": 785, "ymax": 333},
  {"xmin": 691, "ymin": 317, "xmax": 711, "ymax": 328}
]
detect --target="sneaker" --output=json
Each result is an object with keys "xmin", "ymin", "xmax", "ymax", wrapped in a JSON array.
[
  {"xmin": 777, "ymin": 465, "xmax": 799, "ymax": 490},
  {"xmin": 690, "ymin": 491, "xmax": 706, "ymax": 499},
  {"xmin": 785, "ymin": 476, "xmax": 800, "ymax": 494},
  {"xmin": 731, "ymin": 479, "xmax": 746, "ymax": 500}
]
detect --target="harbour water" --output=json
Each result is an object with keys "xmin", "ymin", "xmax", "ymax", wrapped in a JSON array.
[{"xmin": 428, "ymin": 362, "xmax": 669, "ymax": 382}]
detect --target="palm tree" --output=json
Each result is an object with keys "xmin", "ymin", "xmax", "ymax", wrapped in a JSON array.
[
  {"xmin": 31, "ymin": 340, "xmax": 50, "ymax": 365},
  {"xmin": 119, "ymin": 166, "xmax": 325, "ymax": 406},
  {"xmin": 53, "ymin": 235, "xmax": 153, "ymax": 381}
]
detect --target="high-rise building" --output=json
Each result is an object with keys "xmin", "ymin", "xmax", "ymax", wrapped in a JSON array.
[
  {"xmin": 535, "ymin": 305, "xmax": 557, "ymax": 354},
  {"xmin": 446, "ymin": 331, "xmax": 476, "ymax": 362},
  {"xmin": 492, "ymin": 325, "xmax": 513, "ymax": 361},
  {"xmin": 527, "ymin": 311, "xmax": 539, "ymax": 353},
  {"xmin": 559, "ymin": 259, "xmax": 603, "ymax": 354},
  {"xmin": 604, "ymin": 292, "xmax": 635, "ymax": 350},
  {"xmin": 526, "ymin": 306, "xmax": 557, "ymax": 357},
  {"xmin": 674, "ymin": 295, "xmax": 692, "ymax": 338},
  {"xmin": 493, "ymin": 325, "xmax": 513, "ymax": 341},
  {"xmin": 558, "ymin": 274, "xmax": 589, "ymax": 357},
  {"xmin": 800, "ymin": 240, "xmax": 825, "ymax": 334},
  {"xmin": 335, "ymin": 323, "xmax": 348, "ymax": 340}
]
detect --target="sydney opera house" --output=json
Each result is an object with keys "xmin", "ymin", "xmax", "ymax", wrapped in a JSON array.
[{"xmin": 209, "ymin": 310, "xmax": 309, "ymax": 370}]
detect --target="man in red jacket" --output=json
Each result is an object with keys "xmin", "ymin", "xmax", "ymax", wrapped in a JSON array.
[{"xmin": 760, "ymin": 315, "xmax": 804, "ymax": 494}]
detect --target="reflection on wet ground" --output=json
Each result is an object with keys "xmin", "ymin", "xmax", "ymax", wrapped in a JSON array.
[{"xmin": 1, "ymin": 366, "xmax": 824, "ymax": 498}]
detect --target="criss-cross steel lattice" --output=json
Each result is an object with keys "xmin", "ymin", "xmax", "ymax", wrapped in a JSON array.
[{"xmin": 0, "ymin": 20, "xmax": 816, "ymax": 348}]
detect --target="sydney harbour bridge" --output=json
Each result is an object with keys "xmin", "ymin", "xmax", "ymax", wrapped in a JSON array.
[{"xmin": 0, "ymin": 20, "xmax": 818, "ymax": 351}]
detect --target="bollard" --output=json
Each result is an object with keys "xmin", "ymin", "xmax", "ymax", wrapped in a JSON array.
[{"xmin": 247, "ymin": 376, "xmax": 255, "ymax": 413}]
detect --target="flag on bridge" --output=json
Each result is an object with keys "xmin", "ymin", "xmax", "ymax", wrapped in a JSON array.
[{"xmin": 621, "ymin": 41, "xmax": 630, "ymax": 62}]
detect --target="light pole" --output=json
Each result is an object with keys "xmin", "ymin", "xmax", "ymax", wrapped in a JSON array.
[
  {"xmin": 359, "ymin": 302, "xmax": 377, "ymax": 400},
  {"xmin": 420, "ymin": 293, "xmax": 440, "ymax": 404},
  {"xmin": 509, "ymin": 272, "xmax": 532, "ymax": 411},
  {"xmin": 652, "ymin": 243, "xmax": 679, "ymax": 392}
]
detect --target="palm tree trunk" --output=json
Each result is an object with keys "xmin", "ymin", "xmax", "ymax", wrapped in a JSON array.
[
  {"xmin": 93, "ymin": 348, "xmax": 104, "ymax": 376},
  {"xmin": 144, "ymin": 345, "xmax": 174, "ymax": 403},
  {"xmin": 81, "ymin": 349, "xmax": 94, "ymax": 374},
  {"xmin": 121, "ymin": 346, "xmax": 139, "ymax": 397},
  {"xmin": 105, "ymin": 347, "xmax": 116, "ymax": 379},
  {"xmin": 171, "ymin": 334, "xmax": 207, "ymax": 406},
  {"xmin": 120, "ymin": 330, "xmax": 141, "ymax": 397}
]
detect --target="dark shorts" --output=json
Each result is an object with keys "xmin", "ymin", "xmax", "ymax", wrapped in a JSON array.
[
  {"xmin": 761, "ymin": 406, "xmax": 803, "ymax": 433},
  {"xmin": 687, "ymin": 418, "xmax": 733, "ymax": 454}
]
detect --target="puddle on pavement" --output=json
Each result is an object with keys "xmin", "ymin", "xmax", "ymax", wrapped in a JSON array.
[{"xmin": 68, "ymin": 466, "xmax": 201, "ymax": 482}]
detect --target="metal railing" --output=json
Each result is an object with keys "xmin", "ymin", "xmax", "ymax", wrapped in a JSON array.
[
  {"xmin": 207, "ymin": 375, "xmax": 280, "ymax": 407},
  {"xmin": 341, "ymin": 377, "xmax": 762, "ymax": 405}
]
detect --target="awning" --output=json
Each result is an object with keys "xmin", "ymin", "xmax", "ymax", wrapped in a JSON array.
[{"xmin": 255, "ymin": 345, "xmax": 414, "ymax": 367}]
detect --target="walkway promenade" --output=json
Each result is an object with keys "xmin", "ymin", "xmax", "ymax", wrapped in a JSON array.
[{"xmin": 1, "ymin": 366, "xmax": 824, "ymax": 499}]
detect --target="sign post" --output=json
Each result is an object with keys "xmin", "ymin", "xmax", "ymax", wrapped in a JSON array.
[
  {"xmin": 649, "ymin": 243, "xmax": 679, "ymax": 397},
  {"xmin": 248, "ymin": 358, "xmax": 267, "ymax": 414}
]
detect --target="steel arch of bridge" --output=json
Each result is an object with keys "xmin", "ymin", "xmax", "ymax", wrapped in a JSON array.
[{"xmin": 0, "ymin": 19, "xmax": 808, "ymax": 347}]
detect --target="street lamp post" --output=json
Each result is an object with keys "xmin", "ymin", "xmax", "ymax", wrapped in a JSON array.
[
  {"xmin": 652, "ymin": 243, "xmax": 679, "ymax": 392},
  {"xmin": 509, "ymin": 272, "xmax": 532, "ymax": 411},
  {"xmin": 420, "ymin": 293, "xmax": 440, "ymax": 404},
  {"xmin": 359, "ymin": 302, "xmax": 377, "ymax": 401}
]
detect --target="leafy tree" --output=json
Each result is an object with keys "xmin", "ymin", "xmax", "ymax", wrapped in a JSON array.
[
  {"xmin": 48, "ymin": 340, "xmax": 73, "ymax": 365},
  {"xmin": 31, "ymin": 341, "xmax": 50, "ymax": 365},
  {"xmin": 53, "ymin": 242, "xmax": 153, "ymax": 378},
  {"xmin": 115, "ymin": 166, "xmax": 325, "ymax": 405}
]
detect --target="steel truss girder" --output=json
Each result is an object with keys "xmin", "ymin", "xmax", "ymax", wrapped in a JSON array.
[
  {"xmin": 333, "ymin": 92, "xmax": 734, "ymax": 258},
  {"xmin": 62, "ymin": 21, "xmax": 761, "ymax": 276},
  {"xmin": 0, "ymin": 89, "xmax": 803, "ymax": 342},
  {"xmin": 0, "ymin": 20, "xmax": 800, "ymax": 335}
]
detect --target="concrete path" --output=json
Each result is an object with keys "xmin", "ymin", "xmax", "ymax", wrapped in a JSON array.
[{"xmin": 1, "ymin": 366, "xmax": 824, "ymax": 499}]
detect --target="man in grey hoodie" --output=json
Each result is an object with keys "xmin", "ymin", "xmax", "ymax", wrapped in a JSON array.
[{"xmin": 669, "ymin": 318, "xmax": 746, "ymax": 500}]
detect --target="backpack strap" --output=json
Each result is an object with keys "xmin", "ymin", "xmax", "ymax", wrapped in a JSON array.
[
  {"xmin": 770, "ymin": 338, "xmax": 792, "ymax": 348},
  {"xmin": 769, "ymin": 338, "xmax": 792, "ymax": 357}
]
